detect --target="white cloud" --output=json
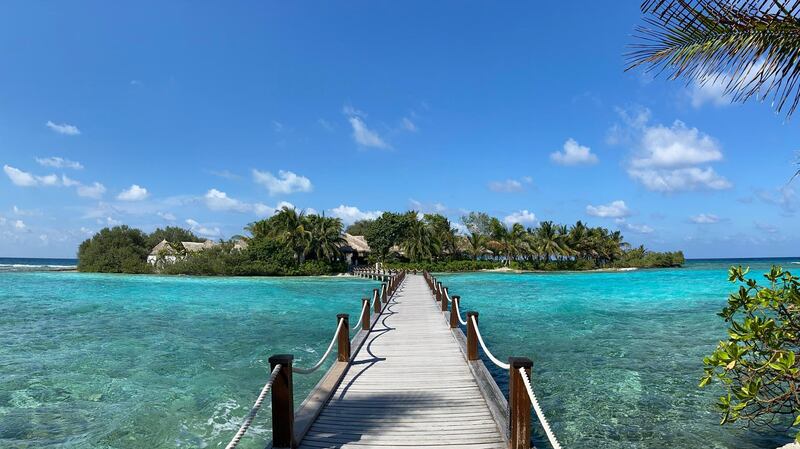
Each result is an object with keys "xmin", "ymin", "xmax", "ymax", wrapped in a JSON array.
[
  {"xmin": 488, "ymin": 179, "xmax": 524, "ymax": 193},
  {"xmin": 401, "ymin": 117, "xmax": 418, "ymax": 132},
  {"xmin": 550, "ymin": 139, "xmax": 598, "ymax": 166},
  {"xmin": 117, "ymin": 184, "xmax": 149, "ymax": 201},
  {"xmin": 690, "ymin": 80, "xmax": 731, "ymax": 108},
  {"xmin": 13, "ymin": 206, "xmax": 40, "ymax": 216},
  {"xmin": 628, "ymin": 167, "xmax": 731, "ymax": 192},
  {"xmin": 347, "ymin": 116, "xmax": 388, "ymax": 149},
  {"xmin": 46, "ymin": 121, "xmax": 80, "ymax": 135},
  {"xmin": 36, "ymin": 156, "xmax": 83, "ymax": 170},
  {"xmin": 157, "ymin": 211, "xmax": 176, "ymax": 221},
  {"xmin": 77, "ymin": 182, "xmax": 106, "ymax": 199},
  {"xmin": 503, "ymin": 210, "xmax": 536, "ymax": 226},
  {"xmin": 632, "ymin": 121, "xmax": 722, "ymax": 169},
  {"xmin": 610, "ymin": 110, "xmax": 732, "ymax": 192},
  {"xmin": 690, "ymin": 213, "xmax": 720, "ymax": 224},
  {"xmin": 252, "ymin": 170, "xmax": 313, "ymax": 196},
  {"xmin": 757, "ymin": 185, "xmax": 797, "ymax": 214},
  {"xmin": 37, "ymin": 174, "xmax": 59, "ymax": 186},
  {"xmin": 342, "ymin": 105, "xmax": 367, "ymax": 117},
  {"xmin": 61, "ymin": 174, "xmax": 80, "ymax": 187},
  {"xmin": 330, "ymin": 205, "xmax": 382, "ymax": 225},
  {"xmin": 13, "ymin": 220, "xmax": 26, "ymax": 231},
  {"xmin": 586, "ymin": 200, "xmax": 630, "ymax": 218},
  {"xmin": 622, "ymin": 222, "xmax": 654, "ymax": 234},
  {"xmin": 186, "ymin": 218, "xmax": 221, "ymax": 238},
  {"xmin": 204, "ymin": 189, "xmax": 250, "ymax": 212},
  {"xmin": 4, "ymin": 165, "xmax": 39, "ymax": 186}
]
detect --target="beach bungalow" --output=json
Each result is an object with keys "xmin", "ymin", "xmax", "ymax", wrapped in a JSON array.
[
  {"xmin": 146, "ymin": 239, "xmax": 180, "ymax": 267},
  {"xmin": 340, "ymin": 233, "xmax": 370, "ymax": 267}
]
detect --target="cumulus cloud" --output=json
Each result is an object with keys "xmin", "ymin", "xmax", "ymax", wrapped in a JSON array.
[
  {"xmin": 36, "ymin": 156, "xmax": 83, "ymax": 170},
  {"xmin": 628, "ymin": 167, "xmax": 731, "ymax": 192},
  {"xmin": 621, "ymin": 221, "xmax": 654, "ymax": 234},
  {"xmin": 61, "ymin": 174, "xmax": 80, "ymax": 187},
  {"xmin": 550, "ymin": 139, "xmax": 598, "ymax": 166},
  {"xmin": 157, "ymin": 211, "xmax": 176, "ymax": 221},
  {"xmin": 204, "ymin": 189, "xmax": 250, "ymax": 212},
  {"xmin": 610, "ymin": 109, "xmax": 732, "ymax": 192},
  {"xmin": 77, "ymin": 182, "xmax": 107, "ymax": 199},
  {"xmin": 690, "ymin": 213, "xmax": 721, "ymax": 224},
  {"xmin": 186, "ymin": 218, "xmax": 221, "ymax": 238},
  {"xmin": 330, "ymin": 205, "xmax": 382, "ymax": 225},
  {"xmin": 252, "ymin": 169, "xmax": 313, "ymax": 196},
  {"xmin": 4, "ymin": 165, "xmax": 42, "ymax": 186},
  {"xmin": 586, "ymin": 200, "xmax": 630, "ymax": 218},
  {"xmin": 46, "ymin": 121, "xmax": 80, "ymax": 135},
  {"xmin": 503, "ymin": 210, "xmax": 536, "ymax": 226},
  {"xmin": 348, "ymin": 116, "xmax": 389, "ymax": 149},
  {"xmin": 689, "ymin": 80, "xmax": 731, "ymax": 108},
  {"xmin": 117, "ymin": 184, "xmax": 149, "ymax": 201},
  {"xmin": 13, "ymin": 220, "xmax": 26, "ymax": 231}
]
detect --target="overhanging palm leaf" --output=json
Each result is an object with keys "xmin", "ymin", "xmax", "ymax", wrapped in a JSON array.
[{"xmin": 628, "ymin": 0, "xmax": 800, "ymax": 117}]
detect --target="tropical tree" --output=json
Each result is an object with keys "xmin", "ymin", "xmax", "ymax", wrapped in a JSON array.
[
  {"xmin": 402, "ymin": 219, "xmax": 441, "ymax": 262},
  {"xmin": 466, "ymin": 231, "xmax": 487, "ymax": 260},
  {"xmin": 364, "ymin": 211, "xmax": 416, "ymax": 262},
  {"xmin": 306, "ymin": 215, "xmax": 345, "ymax": 262},
  {"xmin": 424, "ymin": 213, "xmax": 457, "ymax": 260},
  {"xmin": 535, "ymin": 221, "xmax": 570, "ymax": 263},
  {"xmin": 270, "ymin": 206, "xmax": 312, "ymax": 263},
  {"xmin": 146, "ymin": 226, "xmax": 201, "ymax": 249},
  {"xmin": 628, "ymin": 0, "xmax": 800, "ymax": 119},
  {"xmin": 487, "ymin": 220, "xmax": 528, "ymax": 266}
]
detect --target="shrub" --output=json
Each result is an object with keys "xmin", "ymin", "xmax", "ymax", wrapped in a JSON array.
[{"xmin": 77, "ymin": 226, "xmax": 152, "ymax": 273}]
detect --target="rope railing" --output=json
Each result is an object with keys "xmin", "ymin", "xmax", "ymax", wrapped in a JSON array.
[
  {"xmin": 470, "ymin": 315, "xmax": 510, "ymax": 370},
  {"xmin": 422, "ymin": 270, "xmax": 564, "ymax": 449},
  {"xmin": 226, "ymin": 269, "xmax": 407, "ymax": 448},
  {"xmin": 225, "ymin": 364, "xmax": 282, "ymax": 449},
  {"xmin": 519, "ymin": 367, "xmax": 563, "ymax": 449},
  {"xmin": 292, "ymin": 318, "xmax": 345, "ymax": 374}
]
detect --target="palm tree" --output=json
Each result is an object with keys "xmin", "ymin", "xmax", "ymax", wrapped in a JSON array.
[
  {"xmin": 306, "ymin": 215, "xmax": 345, "ymax": 262},
  {"xmin": 536, "ymin": 221, "xmax": 566, "ymax": 263},
  {"xmin": 487, "ymin": 222, "xmax": 528, "ymax": 266},
  {"xmin": 403, "ymin": 220, "xmax": 441, "ymax": 262},
  {"xmin": 271, "ymin": 206, "xmax": 311, "ymax": 263},
  {"xmin": 466, "ymin": 231, "xmax": 486, "ymax": 260},
  {"xmin": 628, "ymin": 0, "xmax": 800, "ymax": 118}
]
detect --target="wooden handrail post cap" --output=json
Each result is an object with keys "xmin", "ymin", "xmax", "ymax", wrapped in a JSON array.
[
  {"xmin": 466, "ymin": 311, "xmax": 479, "ymax": 361},
  {"xmin": 336, "ymin": 314, "xmax": 351, "ymax": 361},
  {"xmin": 508, "ymin": 356, "xmax": 533, "ymax": 449}
]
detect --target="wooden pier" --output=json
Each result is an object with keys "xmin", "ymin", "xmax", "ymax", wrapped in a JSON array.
[{"xmin": 225, "ymin": 269, "xmax": 561, "ymax": 449}]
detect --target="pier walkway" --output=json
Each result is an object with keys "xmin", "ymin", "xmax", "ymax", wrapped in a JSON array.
[{"xmin": 223, "ymin": 270, "xmax": 563, "ymax": 449}]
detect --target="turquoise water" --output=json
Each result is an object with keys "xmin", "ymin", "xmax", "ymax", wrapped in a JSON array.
[
  {"xmin": 0, "ymin": 273, "xmax": 378, "ymax": 448},
  {"xmin": 1, "ymin": 259, "xmax": 799, "ymax": 448},
  {"xmin": 439, "ymin": 258, "xmax": 800, "ymax": 449}
]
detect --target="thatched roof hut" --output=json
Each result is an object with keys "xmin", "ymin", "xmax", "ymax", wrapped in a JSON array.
[
  {"xmin": 182, "ymin": 240, "xmax": 217, "ymax": 252},
  {"xmin": 341, "ymin": 233, "xmax": 370, "ymax": 253},
  {"xmin": 149, "ymin": 239, "xmax": 177, "ymax": 256}
]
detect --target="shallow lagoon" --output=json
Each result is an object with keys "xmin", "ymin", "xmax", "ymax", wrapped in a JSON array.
[{"xmin": 1, "ymin": 258, "xmax": 798, "ymax": 448}]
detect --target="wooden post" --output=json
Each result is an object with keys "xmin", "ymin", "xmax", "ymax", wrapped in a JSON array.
[
  {"xmin": 362, "ymin": 298, "xmax": 370, "ymax": 330},
  {"xmin": 373, "ymin": 288, "xmax": 380, "ymax": 314},
  {"xmin": 337, "ymin": 314, "xmax": 351, "ymax": 362},
  {"xmin": 268, "ymin": 354, "xmax": 294, "ymax": 448},
  {"xmin": 381, "ymin": 283, "xmax": 388, "ymax": 303},
  {"xmin": 466, "ymin": 311, "xmax": 479, "ymax": 361},
  {"xmin": 509, "ymin": 357, "xmax": 533, "ymax": 449},
  {"xmin": 450, "ymin": 295, "xmax": 460, "ymax": 328},
  {"xmin": 441, "ymin": 286, "xmax": 448, "ymax": 312}
]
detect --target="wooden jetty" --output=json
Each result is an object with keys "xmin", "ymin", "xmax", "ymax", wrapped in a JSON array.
[{"xmin": 224, "ymin": 269, "xmax": 561, "ymax": 449}]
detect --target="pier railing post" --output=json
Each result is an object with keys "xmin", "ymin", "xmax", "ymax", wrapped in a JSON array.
[
  {"xmin": 381, "ymin": 283, "xmax": 388, "ymax": 303},
  {"xmin": 441, "ymin": 287, "xmax": 449, "ymax": 312},
  {"xmin": 450, "ymin": 296, "xmax": 460, "ymax": 328},
  {"xmin": 509, "ymin": 357, "xmax": 533, "ymax": 449},
  {"xmin": 373, "ymin": 288, "xmax": 380, "ymax": 314},
  {"xmin": 268, "ymin": 354, "xmax": 295, "ymax": 448},
  {"xmin": 362, "ymin": 298, "xmax": 370, "ymax": 330},
  {"xmin": 466, "ymin": 311, "xmax": 479, "ymax": 360},
  {"xmin": 337, "ymin": 314, "xmax": 351, "ymax": 362}
]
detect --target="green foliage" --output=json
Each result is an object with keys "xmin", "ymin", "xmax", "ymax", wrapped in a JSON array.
[
  {"xmin": 385, "ymin": 260, "xmax": 503, "ymax": 273},
  {"xmin": 364, "ymin": 211, "xmax": 416, "ymax": 262},
  {"xmin": 77, "ymin": 226, "xmax": 152, "ymax": 273},
  {"xmin": 461, "ymin": 211, "xmax": 494, "ymax": 236},
  {"xmin": 345, "ymin": 219, "xmax": 373, "ymax": 236},
  {"xmin": 145, "ymin": 226, "xmax": 201, "ymax": 249},
  {"xmin": 701, "ymin": 266, "xmax": 800, "ymax": 437},
  {"xmin": 614, "ymin": 246, "xmax": 684, "ymax": 268}
]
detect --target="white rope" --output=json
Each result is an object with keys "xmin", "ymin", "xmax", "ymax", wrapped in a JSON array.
[
  {"xmin": 519, "ymin": 367, "xmax": 563, "ymax": 449},
  {"xmin": 445, "ymin": 290, "xmax": 452, "ymax": 303},
  {"xmin": 452, "ymin": 298, "xmax": 468, "ymax": 326},
  {"xmin": 470, "ymin": 315, "xmax": 510, "ymax": 370},
  {"xmin": 225, "ymin": 364, "xmax": 282, "ymax": 449},
  {"xmin": 292, "ymin": 318, "xmax": 344, "ymax": 374}
]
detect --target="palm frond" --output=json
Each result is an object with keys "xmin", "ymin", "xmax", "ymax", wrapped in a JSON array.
[{"xmin": 628, "ymin": 0, "xmax": 800, "ymax": 117}]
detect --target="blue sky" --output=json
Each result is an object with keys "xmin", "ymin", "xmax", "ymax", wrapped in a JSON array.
[{"xmin": 1, "ymin": 1, "xmax": 798, "ymax": 258}]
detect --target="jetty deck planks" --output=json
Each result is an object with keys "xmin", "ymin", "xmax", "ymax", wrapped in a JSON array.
[{"xmin": 297, "ymin": 274, "xmax": 506, "ymax": 449}]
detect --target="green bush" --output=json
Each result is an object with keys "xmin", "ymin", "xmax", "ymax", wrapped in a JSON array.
[
  {"xmin": 77, "ymin": 226, "xmax": 152, "ymax": 273},
  {"xmin": 385, "ymin": 260, "xmax": 502, "ymax": 272}
]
